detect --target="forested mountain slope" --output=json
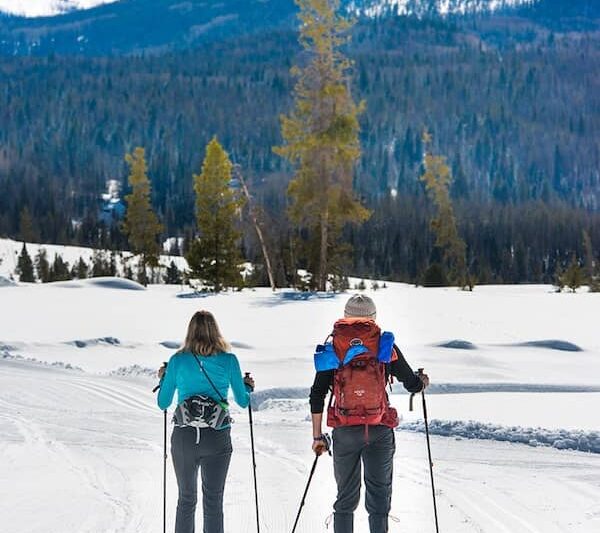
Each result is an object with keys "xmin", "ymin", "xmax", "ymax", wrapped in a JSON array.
[{"xmin": 0, "ymin": 0, "xmax": 598, "ymax": 282}]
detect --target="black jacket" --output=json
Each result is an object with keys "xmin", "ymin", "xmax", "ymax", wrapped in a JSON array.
[{"xmin": 309, "ymin": 344, "xmax": 423, "ymax": 414}]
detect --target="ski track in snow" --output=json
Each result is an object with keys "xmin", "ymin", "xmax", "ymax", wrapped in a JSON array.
[{"xmin": 2, "ymin": 360, "xmax": 600, "ymax": 533}]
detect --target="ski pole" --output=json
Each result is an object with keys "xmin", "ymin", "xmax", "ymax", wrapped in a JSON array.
[
  {"xmin": 410, "ymin": 368, "xmax": 439, "ymax": 533},
  {"xmin": 153, "ymin": 364, "xmax": 168, "ymax": 533},
  {"xmin": 291, "ymin": 454, "xmax": 319, "ymax": 533},
  {"xmin": 162, "ymin": 408, "xmax": 167, "ymax": 533},
  {"xmin": 291, "ymin": 434, "xmax": 331, "ymax": 533},
  {"xmin": 245, "ymin": 373, "xmax": 260, "ymax": 533}
]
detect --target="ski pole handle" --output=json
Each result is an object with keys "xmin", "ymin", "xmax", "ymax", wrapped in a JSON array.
[
  {"xmin": 153, "ymin": 362, "xmax": 168, "ymax": 393},
  {"xmin": 244, "ymin": 372, "xmax": 255, "ymax": 393},
  {"xmin": 409, "ymin": 368, "xmax": 426, "ymax": 411}
]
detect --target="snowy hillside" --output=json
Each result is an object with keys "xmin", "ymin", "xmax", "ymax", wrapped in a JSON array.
[
  {"xmin": 349, "ymin": 0, "xmax": 538, "ymax": 18},
  {"xmin": 0, "ymin": 238, "xmax": 187, "ymax": 281},
  {"xmin": 0, "ymin": 0, "xmax": 118, "ymax": 17},
  {"xmin": 2, "ymin": 239, "xmax": 600, "ymax": 532}
]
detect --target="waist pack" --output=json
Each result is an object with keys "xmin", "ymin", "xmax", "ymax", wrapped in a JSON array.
[
  {"xmin": 172, "ymin": 354, "xmax": 231, "ymax": 430},
  {"xmin": 173, "ymin": 395, "xmax": 231, "ymax": 430}
]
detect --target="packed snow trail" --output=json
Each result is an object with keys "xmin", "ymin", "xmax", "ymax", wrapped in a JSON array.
[{"xmin": 2, "ymin": 359, "xmax": 599, "ymax": 533}]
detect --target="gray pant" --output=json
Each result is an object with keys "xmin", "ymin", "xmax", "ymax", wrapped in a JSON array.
[
  {"xmin": 171, "ymin": 426, "xmax": 233, "ymax": 533},
  {"xmin": 332, "ymin": 425, "xmax": 395, "ymax": 533}
]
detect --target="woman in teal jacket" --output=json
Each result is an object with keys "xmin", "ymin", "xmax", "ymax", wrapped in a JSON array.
[{"xmin": 157, "ymin": 310, "xmax": 254, "ymax": 533}]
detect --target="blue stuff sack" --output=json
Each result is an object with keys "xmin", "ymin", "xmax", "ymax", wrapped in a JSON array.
[
  {"xmin": 314, "ymin": 343, "xmax": 340, "ymax": 371},
  {"xmin": 377, "ymin": 331, "xmax": 395, "ymax": 363}
]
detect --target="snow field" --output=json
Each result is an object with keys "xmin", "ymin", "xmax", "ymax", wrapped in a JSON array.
[{"xmin": 2, "ymin": 267, "xmax": 600, "ymax": 532}]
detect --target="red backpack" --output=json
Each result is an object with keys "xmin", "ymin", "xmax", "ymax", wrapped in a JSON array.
[{"xmin": 326, "ymin": 318, "xmax": 399, "ymax": 435}]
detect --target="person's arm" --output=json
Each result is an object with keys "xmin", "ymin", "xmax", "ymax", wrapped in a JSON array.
[
  {"xmin": 157, "ymin": 356, "xmax": 177, "ymax": 410},
  {"xmin": 309, "ymin": 370, "xmax": 333, "ymax": 455},
  {"xmin": 390, "ymin": 345, "xmax": 427, "ymax": 393},
  {"xmin": 229, "ymin": 354, "xmax": 251, "ymax": 409}
]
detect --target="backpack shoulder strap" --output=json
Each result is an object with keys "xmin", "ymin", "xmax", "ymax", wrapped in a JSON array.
[{"xmin": 192, "ymin": 354, "xmax": 227, "ymax": 404}]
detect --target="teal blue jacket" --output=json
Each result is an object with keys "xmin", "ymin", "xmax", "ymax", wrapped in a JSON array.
[{"xmin": 157, "ymin": 351, "xmax": 250, "ymax": 410}]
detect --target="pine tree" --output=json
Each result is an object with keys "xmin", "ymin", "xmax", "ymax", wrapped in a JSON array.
[
  {"xmin": 35, "ymin": 248, "xmax": 51, "ymax": 283},
  {"xmin": 122, "ymin": 147, "xmax": 163, "ymax": 286},
  {"xmin": 186, "ymin": 137, "xmax": 245, "ymax": 292},
  {"xmin": 420, "ymin": 132, "xmax": 470, "ymax": 289},
  {"xmin": 16, "ymin": 243, "xmax": 35, "ymax": 282},
  {"xmin": 72, "ymin": 257, "xmax": 89, "ymax": 279},
  {"xmin": 274, "ymin": 0, "xmax": 369, "ymax": 291},
  {"xmin": 582, "ymin": 230, "xmax": 600, "ymax": 291},
  {"xmin": 91, "ymin": 250, "xmax": 111, "ymax": 277},
  {"xmin": 164, "ymin": 260, "xmax": 183, "ymax": 285},
  {"xmin": 561, "ymin": 255, "xmax": 583, "ymax": 293},
  {"xmin": 50, "ymin": 254, "xmax": 71, "ymax": 281}
]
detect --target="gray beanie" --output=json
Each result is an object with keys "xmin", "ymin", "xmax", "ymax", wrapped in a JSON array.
[{"xmin": 344, "ymin": 294, "xmax": 377, "ymax": 319}]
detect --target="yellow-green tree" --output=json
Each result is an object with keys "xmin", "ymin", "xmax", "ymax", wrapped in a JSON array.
[
  {"xmin": 186, "ymin": 137, "xmax": 245, "ymax": 292},
  {"xmin": 122, "ymin": 147, "xmax": 163, "ymax": 286},
  {"xmin": 274, "ymin": 0, "xmax": 369, "ymax": 291},
  {"xmin": 420, "ymin": 132, "xmax": 470, "ymax": 289}
]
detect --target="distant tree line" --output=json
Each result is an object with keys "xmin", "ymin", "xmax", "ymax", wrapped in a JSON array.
[{"xmin": 2, "ymin": 10, "xmax": 600, "ymax": 285}]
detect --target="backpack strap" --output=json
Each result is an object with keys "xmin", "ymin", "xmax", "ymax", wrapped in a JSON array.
[{"xmin": 193, "ymin": 354, "xmax": 228, "ymax": 405}]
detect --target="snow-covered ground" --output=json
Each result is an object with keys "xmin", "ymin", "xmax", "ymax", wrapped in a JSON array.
[
  {"xmin": 0, "ymin": 0, "xmax": 117, "ymax": 18},
  {"xmin": 1, "ymin": 271, "xmax": 600, "ymax": 532}
]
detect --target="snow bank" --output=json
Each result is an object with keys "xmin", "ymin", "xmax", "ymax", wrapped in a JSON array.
[
  {"xmin": 66, "ymin": 336, "xmax": 121, "ymax": 348},
  {"xmin": 399, "ymin": 419, "xmax": 600, "ymax": 453},
  {"xmin": 436, "ymin": 339, "xmax": 477, "ymax": 350},
  {"xmin": 0, "ymin": 275, "xmax": 16, "ymax": 287},
  {"xmin": 109, "ymin": 365, "xmax": 157, "ymax": 378},
  {"xmin": 52, "ymin": 277, "xmax": 146, "ymax": 291},
  {"xmin": 515, "ymin": 340, "xmax": 583, "ymax": 352},
  {"xmin": 1, "ymin": 349, "xmax": 82, "ymax": 371}
]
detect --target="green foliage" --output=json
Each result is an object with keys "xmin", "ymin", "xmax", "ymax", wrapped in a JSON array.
[
  {"xmin": 72, "ymin": 257, "xmax": 89, "ymax": 279},
  {"xmin": 122, "ymin": 147, "xmax": 163, "ymax": 285},
  {"xmin": 91, "ymin": 250, "xmax": 114, "ymax": 277},
  {"xmin": 560, "ymin": 255, "xmax": 583, "ymax": 293},
  {"xmin": 420, "ymin": 133, "xmax": 471, "ymax": 289},
  {"xmin": 164, "ymin": 260, "xmax": 183, "ymax": 285},
  {"xmin": 16, "ymin": 243, "xmax": 35, "ymax": 282},
  {"xmin": 49, "ymin": 254, "xmax": 71, "ymax": 282},
  {"xmin": 186, "ymin": 137, "xmax": 245, "ymax": 292},
  {"xmin": 423, "ymin": 263, "xmax": 448, "ymax": 287},
  {"xmin": 35, "ymin": 248, "xmax": 51, "ymax": 283},
  {"xmin": 275, "ymin": 0, "xmax": 369, "ymax": 291}
]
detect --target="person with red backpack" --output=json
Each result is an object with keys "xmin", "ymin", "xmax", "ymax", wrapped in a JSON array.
[{"xmin": 310, "ymin": 294, "xmax": 429, "ymax": 533}]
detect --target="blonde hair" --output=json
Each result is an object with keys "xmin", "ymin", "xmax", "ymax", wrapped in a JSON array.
[{"xmin": 180, "ymin": 310, "xmax": 230, "ymax": 356}]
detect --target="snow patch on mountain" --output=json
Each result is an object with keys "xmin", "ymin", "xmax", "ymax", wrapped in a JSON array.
[
  {"xmin": 0, "ymin": 0, "xmax": 118, "ymax": 18},
  {"xmin": 349, "ymin": 0, "xmax": 539, "ymax": 18}
]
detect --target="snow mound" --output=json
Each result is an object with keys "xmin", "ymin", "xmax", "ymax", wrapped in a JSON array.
[
  {"xmin": 67, "ymin": 336, "xmax": 121, "ymax": 348},
  {"xmin": 109, "ymin": 365, "xmax": 157, "ymax": 378},
  {"xmin": 231, "ymin": 341, "xmax": 253, "ymax": 350},
  {"xmin": 251, "ymin": 387, "xmax": 309, "ymax": 410},
  {"xmin": 1, "ymin": 349, "xmax": 82, "ymax": 371},
  {"xmin": 52, "ymin": 277, "xmax": 146, "ymax": 290},
  {"xmin": 255, "ymin": 398, "xmax": 306, "ymax": 412},
  {"xmin": 436, "ymin": 339, "xmax": 477, "ymax": 350},
  {"xmin": 160, "ymin": 341, "xmax": 181, "ymax": 350},
  {"xmin": 176, "ymin": 292, "xmax": 212, "ymax": 299},
  {"xmin": 399, "ymin": 419, "xmax": 600, "ymax": 453},
  {"xmin": 0, "ymin": 276, "xmax": 16, "ymax": 287},
  {"xmin": 516, "ymin": 340, "xmax": 583, "ymax": 352}
]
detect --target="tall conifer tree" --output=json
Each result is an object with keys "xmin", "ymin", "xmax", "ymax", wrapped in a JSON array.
[
  {"xmin": 275, "ymin": 0, "xmax": 369, "ymax": 291},
  {"xmin": 122, "ymin": 147, "xmax": 163, "ymax": 286},
  {"xmin": 420, "ymin": 132, "xmax": 470, "ymax": 289},
  {"xmin": 186, "ymin": 137, "xmax": 245, "ymax": 292},
  {"xmin": 16, "ymin": 243, "xmax": 35, "ymax": 282}
]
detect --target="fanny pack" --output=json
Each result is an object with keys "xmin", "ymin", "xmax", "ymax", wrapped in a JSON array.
[{"xmin": 172, "ymin": 355, "xmax": 231, "ymax": 430}]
